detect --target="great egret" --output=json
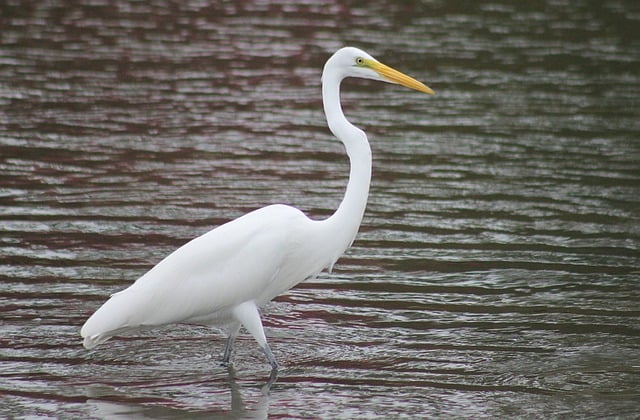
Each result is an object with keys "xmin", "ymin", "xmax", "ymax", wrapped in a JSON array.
[{"xmin": 81, "ymin": 47, "xmax": 434, "ymax": 369}]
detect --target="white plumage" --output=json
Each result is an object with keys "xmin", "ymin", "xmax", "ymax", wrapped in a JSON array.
[{"xmin": 81, "ymin": 47, "xmax": 433, "ymax": 369}]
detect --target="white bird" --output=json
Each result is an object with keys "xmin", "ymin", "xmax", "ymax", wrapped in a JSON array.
[{"xmin": 81, "ymin": 47, "xmax": 434, "ymax": 369}]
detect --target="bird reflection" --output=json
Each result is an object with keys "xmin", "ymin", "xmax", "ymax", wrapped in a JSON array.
[
  {"xmin": 226, "ymin": 365, "xmax": 277, "ymax": 418},
  {"xmin": 84, "ymin": 367, "xmax": 277, "ymax": 418}
]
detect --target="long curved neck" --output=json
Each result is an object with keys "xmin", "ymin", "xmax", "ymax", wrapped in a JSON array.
[{"xmin": 321, "ymin": 68, "xmax": 372, "ymax": 255}]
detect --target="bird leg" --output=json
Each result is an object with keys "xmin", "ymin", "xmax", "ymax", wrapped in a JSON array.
[
  {"xmin": 263, "ymin": 342, "xmax": 278, "ymax": 370},
  {"xmin": 262, "ymin": 366, "xmax": 279, "ymax": 395},
  {"xmin": 232, "ymin": 300, "xmax": 279, "ymax": 370},
  {"xmin": 221, "ymin": 322, "xmax": 241, "ymax": 366}
]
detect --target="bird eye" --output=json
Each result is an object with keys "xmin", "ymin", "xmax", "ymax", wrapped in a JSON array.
[{"xmin": 355, "ymin": 57, "xmax": 364, "ymax": 65}]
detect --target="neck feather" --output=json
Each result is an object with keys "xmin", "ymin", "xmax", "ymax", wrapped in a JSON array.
[{"xmin": 321, "ymin": 68, "xmax": 372, "ymax": 258}]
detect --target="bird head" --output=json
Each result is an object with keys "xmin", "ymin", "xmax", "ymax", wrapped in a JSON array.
[{"xmin": 325, "ymin": 47, "xmax": 434, "ymax": 95}]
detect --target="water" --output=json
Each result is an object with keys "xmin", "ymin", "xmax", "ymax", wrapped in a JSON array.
[{"xmin": 1, "ymin": 0, "xmax": 639, "ymax": 417}]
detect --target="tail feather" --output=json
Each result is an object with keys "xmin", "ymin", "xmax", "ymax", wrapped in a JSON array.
[
  {"xmin": 82, "ymin": 332, "xmax": 112, "ymax": 349},
  {"xmin": 81, "ymin": 288, "xmax": 145, "ymax": 349},
  {"xmin": 81, "ymin": 281, "xmax": 190, "ymax": 348}
]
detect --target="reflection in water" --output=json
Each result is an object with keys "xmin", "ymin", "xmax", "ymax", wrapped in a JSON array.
[
  {"xmin": 1, "ymin": 0, "xmax": 639, "ymax": 418},
  {"xmin": 84, "ymin": 366, "xmax": 274, "ymax": 419}
]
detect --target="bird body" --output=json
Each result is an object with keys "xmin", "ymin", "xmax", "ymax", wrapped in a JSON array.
[
  {"xmin": 83, "ymin": 205, "xmax": 336, "ymax": 342},
  {"xmin": 81, "ymin": 47, "xmax": 433, "ymax": 368}
]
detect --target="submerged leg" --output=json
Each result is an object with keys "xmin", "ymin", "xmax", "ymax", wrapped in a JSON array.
[
  {"xmin": 232, "ymin": 300, "xmax": 279, "ymax": 370},
  {"xmin": 221, "ymin": 322, "xmax": 241, "ymax": 366}
]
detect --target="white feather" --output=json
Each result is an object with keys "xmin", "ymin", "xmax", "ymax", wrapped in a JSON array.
[{"xmin": 80, "ymin": 47, "xmax": 432, "ymax": 367}]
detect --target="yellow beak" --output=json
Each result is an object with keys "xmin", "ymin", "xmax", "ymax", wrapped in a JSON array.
[{"xmin": 368, "ymin": 60, "xmax": 435, "ymax": 95}]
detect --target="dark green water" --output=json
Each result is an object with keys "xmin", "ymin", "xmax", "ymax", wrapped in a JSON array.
[{"xmin": 1, "ymin": 0, "xmax": 639, "ymax": 417}]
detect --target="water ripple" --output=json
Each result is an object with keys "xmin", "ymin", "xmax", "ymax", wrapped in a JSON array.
[{"xmin": 1, "ymin": 0, "xmax": 639, "ymax": 418}]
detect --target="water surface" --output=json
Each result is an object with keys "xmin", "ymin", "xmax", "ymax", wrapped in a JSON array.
[{"xmin": 1, "ymin": 0, "xmax": 639, "ymax": 417}]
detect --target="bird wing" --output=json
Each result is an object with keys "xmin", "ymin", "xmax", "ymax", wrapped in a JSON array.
[{"xmin": 81, "ymin": 204, "xmax": 310, "ymax": 347}]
